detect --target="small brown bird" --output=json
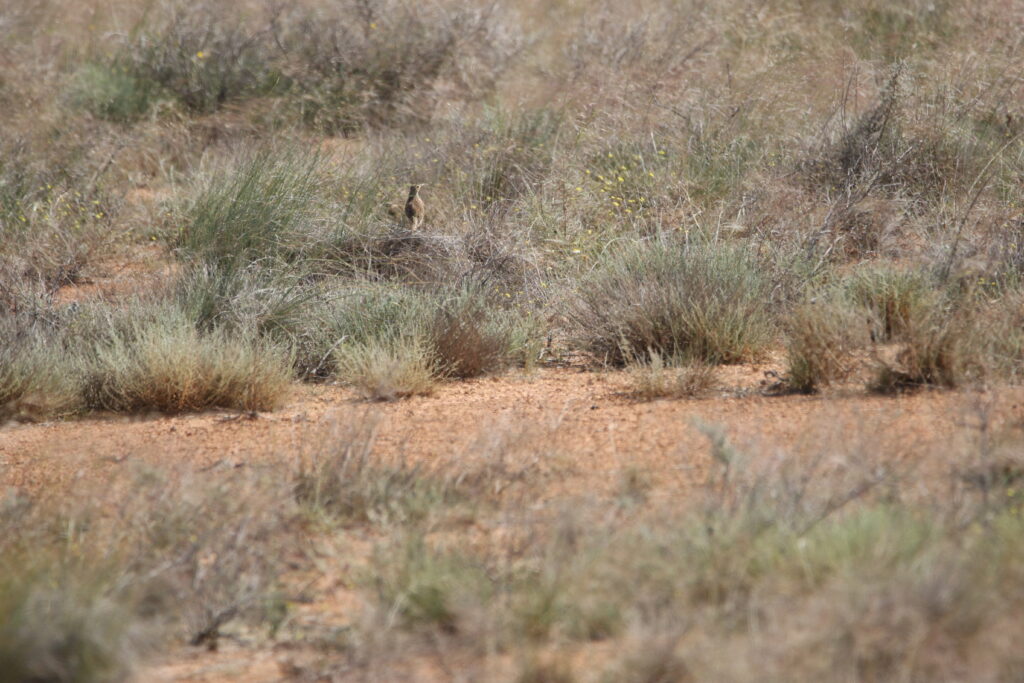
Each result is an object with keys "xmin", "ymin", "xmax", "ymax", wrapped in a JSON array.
[{"xmin": 405, "ymin": 184, "xmax": 425, "ymax": 230}]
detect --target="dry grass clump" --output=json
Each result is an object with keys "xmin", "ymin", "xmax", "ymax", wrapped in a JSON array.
[
  {"xmin": 335, "ymin": 336, "xmax": 438, "ymax": 401},
  {"xmin": 785, "ymin": 265, "xmax": 1008, "ymax": 393},
  {"xmin": 0, "ymin": 318, "xmax": 79, "ymax": 422},
  {"xmin": 316, "ymin": 281, "xmax": 536, "ymax": 394},
  {"xmin": 627, "ymin": 350, "xmax": 718, "ymax": 400},
  {"xmin": 294, "ymin": 412, "xmax": 444, "ymax": 525},
  {"xmin": 868, "ymin": 300, "xmax": 974, "ymax": 393},
  {"xmin": 295, "ymin": 410, "xmax": 552, "ymax": 528},
  {"xmin": 569, "ymin": 240, "xmax": 773, "ymax": 366},
  {"xmin": 426, "ymin": 283, "xmax": 537, "ymax": 379},
  {"xmin": 784, "ymin": 294, "xmax": 870, "ymax": 393},
  {"xmin": 75, "ymin": 304, "xmax": 292, "ymax": 413},
  {"xmin": 847, "ymin": 265, "xmax": 935, "ymax": 342}
]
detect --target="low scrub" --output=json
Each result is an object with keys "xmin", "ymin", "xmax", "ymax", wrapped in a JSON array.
[
  {"xmin": 355, "ymin": 424, "xmax": 1024, "ymax": 680},
  {"xmin": 0, "ymin": 463, "xmax": 296, "ymax": 677},
  {"xmin": 276, "ymin": 0, "xmax": 523, "ymax": 133},
  {"xmin": 569, "ymin": 240, "xmax": 773, "ymax": 365},
  {"xmin": 118, "ymin": 3, "xmax": 276, "ymax": 115}
]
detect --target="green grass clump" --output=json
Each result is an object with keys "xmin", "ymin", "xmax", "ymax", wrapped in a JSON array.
[
  {"xmin": 178, "ymin": 149, "xmax": 321, "ymax": 272},
  {"xmin": 569, "ymin": 240, "xmax": 773, "ymax": 365}
]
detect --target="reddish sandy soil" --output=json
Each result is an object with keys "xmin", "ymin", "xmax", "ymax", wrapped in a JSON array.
[
  {"xmin": 6, "ymin": 366, "xmax": 1021, "ymax": 500},
  {"xmin": 4, "ymin": 363, "xmax": 1024, "ymax": 681}
]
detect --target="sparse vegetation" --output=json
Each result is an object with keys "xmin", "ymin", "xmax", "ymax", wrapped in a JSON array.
[{"xmin": 4, "ymin": 0, "xmax": 1024, "ymax": 678}]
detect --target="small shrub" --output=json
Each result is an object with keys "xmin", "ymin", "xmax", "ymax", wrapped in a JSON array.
[
  {"xmin": 569, "ymin": 241, "xmax": 773, "ymax": 365},
  {"xmin": 67, "ymin": 63, "xmax": 155, "ymax": 123},
  {"xmin": 335, "ymin": 336, "xmax": 437, "ymax": 401},
  {"xmin": 120, "ymin": 4, "xmax": 275, "ymax": 114}
]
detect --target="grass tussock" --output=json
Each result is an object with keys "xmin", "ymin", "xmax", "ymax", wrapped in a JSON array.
[
  {"xmin": 76, "ymin": 305, "xmax": 291, "ymax": 413},
  {"xmin": 178, "ymin": 149, "xmax": 322, "ymax": 272},
  {"xmin": 0, "ymin": 323, "xmax": 79, "ymax": 422},
  {"xmin": 570, "ymin": 241, "xmax": 773, "ymax": 366},
  {"xmin": 335, "ymin": 336, "xmax": 438, "ymax": 401}
]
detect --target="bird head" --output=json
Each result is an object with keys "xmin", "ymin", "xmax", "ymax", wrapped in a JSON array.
[{"xmin": 408, "ymin": 183, "xmax": 425, "ymax": 196}]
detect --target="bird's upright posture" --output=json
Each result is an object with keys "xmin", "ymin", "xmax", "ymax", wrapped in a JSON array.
[{"xmin": 405, "ymin": 184, "xmax": 425, "ymax": 230}]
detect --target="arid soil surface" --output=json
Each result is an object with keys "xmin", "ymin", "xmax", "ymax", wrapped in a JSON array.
[
  {"xmin": 7, "ymin": 366, "xmax": 1021, "ymax": 499},
  {"xmin": 4, "ymin": 367, "xmax": 1023, "ymax": 681}
]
